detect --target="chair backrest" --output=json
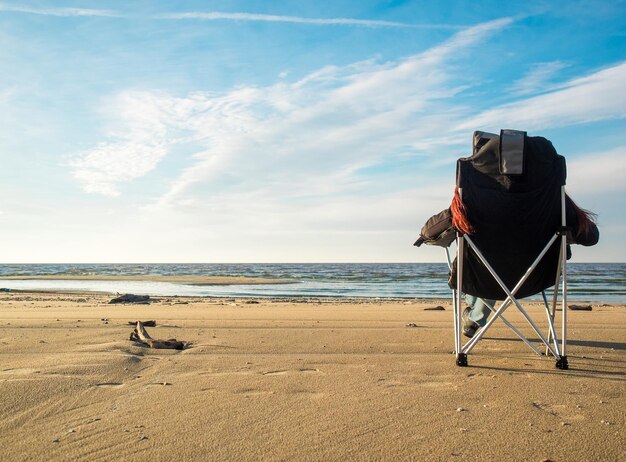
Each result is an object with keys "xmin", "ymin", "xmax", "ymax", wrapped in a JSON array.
[{"xmin": 455, "ymin": 130, "xmax": 567, "ymax": 299}]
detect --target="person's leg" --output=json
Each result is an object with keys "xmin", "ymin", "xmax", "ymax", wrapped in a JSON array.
[
  {"xmin": 467, "ymin": 296, "xmax": 495, "ymax": 327},
  {"xmin": 463, "ymin": 295, "xmax": 496, "ymax": 338}
]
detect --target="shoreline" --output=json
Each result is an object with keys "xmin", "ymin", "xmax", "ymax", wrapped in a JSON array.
[{"xmin": 0, "ymin": 288, "xmax": 623, "ymax": 306}]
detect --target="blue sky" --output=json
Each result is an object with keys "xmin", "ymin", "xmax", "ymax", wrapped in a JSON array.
[{"xmin": 0, "ymin": 1, "xmax": 624, "ymax": 263}]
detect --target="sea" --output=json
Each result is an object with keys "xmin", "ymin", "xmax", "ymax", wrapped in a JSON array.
[
  {"xmin": 0, "ymin": 263, "xmax": 623, "ymax": 302},
  {"xmin": 0, "ymin": 263, "xmax": 626, "ymax": 303}
]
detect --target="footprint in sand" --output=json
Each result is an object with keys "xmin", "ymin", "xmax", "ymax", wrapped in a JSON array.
[
  {"xmin": 233, "ymin": 388, "xmax": 273, "ymax": 397},
  {"xmin": 2, "ymin": 368, "xmax": 39, "ymax": 375},
  {"xmin": 261, "ymin": 368, "xmax": 321, "ymax": 376}
]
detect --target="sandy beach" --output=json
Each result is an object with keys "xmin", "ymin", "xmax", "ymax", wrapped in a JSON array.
[{"xmin": 0, "ymin": 292, "xmax": 624, "ymax": 461}]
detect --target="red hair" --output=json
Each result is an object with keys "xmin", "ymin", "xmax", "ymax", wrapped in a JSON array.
[
  {"xmin": 451, "ymin": 187, "xmax": 474, "ymax": 235},
  {"xmin": 565, "ymin": 194, "xmax": 597, "ymax": 239}
]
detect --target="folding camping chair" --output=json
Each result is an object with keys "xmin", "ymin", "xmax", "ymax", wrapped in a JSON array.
[{"xmin": 447, "ymin": 129, "xmax": 570, "ymax": 369}]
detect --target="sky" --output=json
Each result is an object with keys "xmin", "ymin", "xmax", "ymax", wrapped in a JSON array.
[{"xmin": 0, "ymin": 1, "xmax": 625, "ymax": 263}]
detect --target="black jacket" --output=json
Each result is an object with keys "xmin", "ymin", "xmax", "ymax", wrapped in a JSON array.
[
  {"xmin": 415, "ymin": 134, "xmax": 598, "ymax": 299},
  {"xmin": 415, "ymin": 203, "xmax": 598, "ymax": 249}
]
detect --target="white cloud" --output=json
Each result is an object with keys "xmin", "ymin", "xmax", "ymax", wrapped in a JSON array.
[
  {"xmin": 73, "ymin": 18, "xmax": 514, "ymax": 203},
  {"xmin": 0, "ymin": 2, "xmax": 118, "ymax": 17},
  {"xmin": 156, "ymin": 11, "xmax": 459, "ymax": 29},
  {"xmin": 0, "ymin": 3, "xmax": 461, "ymax": 29},
  {"xmin": 508, "ymin": 61, "xmax": 569, "ymax": 95},
  {"xmin": 420, "ymin": 17, "xmax": 513, "ymax": 62},
  {"xmin": 158, "ymin": 18, "xmax": 513, "ymax": 204},
  {"xmin": 70, "ymin": 91, "xmax": 177, "ymax": 196},
  {"xmin": 70, "ymin": 141, "xmax": 167, "ymax": 196},
  {"xmin": 72, "ymin": 20, "xmax": 626, "ymax": 224},
  {"xmin": 458, "ymin": 61, "xmax": 626, "ymax": 131}
]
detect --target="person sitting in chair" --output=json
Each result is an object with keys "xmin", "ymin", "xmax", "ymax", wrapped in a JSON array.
[{"xmin": 416, "ymin": 191, "xmax": 599, "ymax": 338}]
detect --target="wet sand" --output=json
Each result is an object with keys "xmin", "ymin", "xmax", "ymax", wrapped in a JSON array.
[{"xmin": 0, "ymin": 293, "xmax": 624, "ymax": 461}]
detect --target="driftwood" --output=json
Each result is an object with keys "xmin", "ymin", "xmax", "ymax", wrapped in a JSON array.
[
  {"xmin": 130, "ymin": 321, "xmax": 187, "ymax": 350},
  {"xmin": 424, "ymin": 305, "xmax": 446, "ymax": 311},
  {"xmin": 569, "ymin": 304, "xmax": 593, "ymax": 311},
  {"xmin": 110, "ymin": 294, "xmax": 153, "ymax": 304}
]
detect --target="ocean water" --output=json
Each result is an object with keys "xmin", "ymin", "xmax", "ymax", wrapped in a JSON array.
[{"xmin": 0, "ymin": 263, "xmax": 623, "ymax": 302}]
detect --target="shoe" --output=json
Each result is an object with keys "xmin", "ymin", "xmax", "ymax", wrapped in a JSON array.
[
  {"xmin": 463, "ymin": 319, "xmax": 480, "ymax": 339},
  {"xmin": 461, "ymin": 306, "xmax": 476, "ymax": 338}
]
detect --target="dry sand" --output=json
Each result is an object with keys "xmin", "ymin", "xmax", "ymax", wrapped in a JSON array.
[{"xmin": 0, "ymin": 293, "xmax": 624, "ymax": 461}]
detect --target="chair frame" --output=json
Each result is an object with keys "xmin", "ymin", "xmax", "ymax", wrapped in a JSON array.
[{"xmin": 446, "ymin": 186, "xmax": 570, "ymax": 369}]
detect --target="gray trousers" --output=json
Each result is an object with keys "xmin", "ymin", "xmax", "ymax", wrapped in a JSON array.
[{"xmin": 465, "ymin": 295, "xmax": 496, "ymax": 327}]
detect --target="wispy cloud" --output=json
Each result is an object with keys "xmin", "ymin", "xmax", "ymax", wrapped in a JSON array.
[
  {"xmin": 0, "ymin": 3, "xmax": 461, "ymax": 29},
  {"xmin": 71, "ymin": 18, "xmax": 513, "ymax": 203},
  {"xmin": 458, "ymin": 61, "xmax": 626, "ymax": 131},
  {"xmin": 156, "ymin": 11, "xmax": 459, "ymax": 29},
  {"xmin": 71, "ymin": 16, "xmax": 626, "ymax": 215},
  {"xmin": 0, "ymin": 2, "xmax": 118, "ymax": 17},
  {"xmin": 70, "ymin": 142, "xmax": 167, "ymax": 196},
  {"xmin": 69, "ymin": 91, "xmax": 174, "ymax": 196},
  {"xmin": 508, "ymin": 61, "xmax": 569, "ymax": 95}
]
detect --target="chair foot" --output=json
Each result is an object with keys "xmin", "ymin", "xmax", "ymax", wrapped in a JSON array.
[
  {"xmin": 456, "ymin": 353, "xmax": 468, "ymax": 367},
  {"xmin": 555, "ymin": 355, "xmax": 569, "ymax": 370}
]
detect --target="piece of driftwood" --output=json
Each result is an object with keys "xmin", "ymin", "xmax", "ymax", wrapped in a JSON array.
[
  {"xmin": 127, "ymin": 320, "xmax": 157, "ymax": 327},
  {"xmin": 424, "ymin": 305, "xmax": 446, "ymax": 311},
  {"xmin": 130, "ymin": 321, "xmax": 187, "ymax": 350},
  {"xmin": 110, "ymin": 294, "xmax": 153, "ymax": 304},
  {"xmin": 569, "ymin": 304, "xmax": 593, "ymax": 311}
]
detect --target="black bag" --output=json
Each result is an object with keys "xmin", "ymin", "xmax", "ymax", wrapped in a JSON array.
[{"xmin": 414, "ymin": 208, "xmax": 456, "ymax": 248}]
